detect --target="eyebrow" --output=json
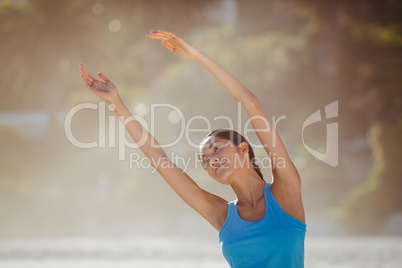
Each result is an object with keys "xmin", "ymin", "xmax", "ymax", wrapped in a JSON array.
[
  {"xmin": 200, "ymin": 143, "xmax": 215, "ymax": 158},
  {"xmin": 201, "ymin": 140, "xmax": 230, "ymax": 158}
]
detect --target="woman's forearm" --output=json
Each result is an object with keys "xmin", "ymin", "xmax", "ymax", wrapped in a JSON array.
[
  {"xmin": 108, "ymin": 95, "xmax": 167, "ymax": 165},
  {"xmin": 194, "ymin": 52, "xmax": 258, "ymax": 109}
]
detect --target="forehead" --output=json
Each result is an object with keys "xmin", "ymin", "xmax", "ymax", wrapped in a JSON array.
[{"xmin": 198, "ymin": 136, "xmax": 232, "ymax": 154}]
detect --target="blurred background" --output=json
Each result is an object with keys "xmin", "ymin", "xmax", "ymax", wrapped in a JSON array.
[{"xmin": 0, "ymin": 0, "xmax": 401, "ymax": 267}]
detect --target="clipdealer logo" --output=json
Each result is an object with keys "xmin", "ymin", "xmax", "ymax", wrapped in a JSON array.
[
  {"xmin": 302, "ymin": 101, "xmax": 339, "ymax": 167},
  {"xmin": 64, "ymin": 102, "xmax": 285, "ymax": 159},
  {"xmin": 64, "ymin": 100, "xmax": 339, "ymax": 168}
]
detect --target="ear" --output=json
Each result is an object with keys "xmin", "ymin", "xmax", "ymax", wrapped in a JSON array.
[{"xmin": 238, "ymin": 142, "xmax": 249, "ymax": 157}]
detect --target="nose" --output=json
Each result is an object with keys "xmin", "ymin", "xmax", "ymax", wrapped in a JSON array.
[{"xmin": 210, "ymin": 157, "xmax": 220, "ymax": 168}]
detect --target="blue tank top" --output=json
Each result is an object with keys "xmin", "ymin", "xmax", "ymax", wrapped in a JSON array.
[{"xmin": 219, "ymin": 183, "xmax": 306, "ymax": 267}]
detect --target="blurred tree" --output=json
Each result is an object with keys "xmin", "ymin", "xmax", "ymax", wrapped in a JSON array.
[
  {"xmin": 102, "ymin": 0, "xmax": 218, "ymax": 33},
  {"xmin": 0, "ymin": 0, "xmax": 219, "ymax": 114},
  {"xmin": 1, "ymin": 0, "xmax": 400, "ymax": 236},
  {"xmin": 340, "ymin": 121, "xmax": 402, "ymax": 234},
  {"xmin": 0, "ymin": 0, "xmax": 218, "ymax": 158},
  {"xmin": 0, "ymin": 0, "xmax": 221, "ymax": 237},
  {"xmin": 236, "ymin": 0, "xmax": 402, "ymax": 234},
  {"xmin": 331, "ymin": 0, "xmax": 402, "ymax": 234},
  {"xmin": 0, "ymin": 0, "xmax": 98, "ymax": 111},
  {"xmin": 0, "ymin": 0, "xmax": 106, "ymax": 166}
]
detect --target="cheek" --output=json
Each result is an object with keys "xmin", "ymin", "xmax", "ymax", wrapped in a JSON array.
[
  {"xmin": 223, "ymin": 151, "xmax": 239, "ymax": 164},
  {"xmin": 230, "ymin": 153, "xmax": 246, "ymax": 171}
]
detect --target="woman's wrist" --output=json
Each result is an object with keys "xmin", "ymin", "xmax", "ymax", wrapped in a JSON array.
[
  {"xmin": 106, "ymin": 92, "xmax": 122, "ymax": 106},
  {"xmin": 192, "ymin": 49, "xmax": 206, "ymax": 62}
]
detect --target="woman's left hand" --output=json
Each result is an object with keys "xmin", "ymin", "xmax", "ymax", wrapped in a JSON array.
[
  {"xmin": 145, "ymin": 30, "xmax": 202, "ymax": 61},
  {"xmin": 79, "ymin": 64, "xmax": 119, "ymax": 104}
]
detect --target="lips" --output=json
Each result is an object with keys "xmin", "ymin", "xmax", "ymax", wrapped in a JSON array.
[{"xmin": 215, "ymin": 162, "xmax": 225, "ymax": 173}]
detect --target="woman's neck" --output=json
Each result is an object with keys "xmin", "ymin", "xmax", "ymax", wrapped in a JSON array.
[{"xmin": 230, "ymin": 169, "xmax": 266, "ymax": 207}]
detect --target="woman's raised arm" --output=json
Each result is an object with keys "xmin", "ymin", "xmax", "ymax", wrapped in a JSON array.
[
  {"xmin": 146, "ymin": 31, "xmax": 305, "ymax": 223},
  {"xmin": 79, "ymin": 64, "xmax": 229, "ymax": 230}
]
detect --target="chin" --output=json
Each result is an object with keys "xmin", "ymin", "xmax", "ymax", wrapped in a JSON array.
[
  {"xmin": 214, "ymin": 170, "xmax": 232, "ymax": 185},
  {"xmin": 215, "ymin": 179, "xmax": 230, "ymax": 186}
]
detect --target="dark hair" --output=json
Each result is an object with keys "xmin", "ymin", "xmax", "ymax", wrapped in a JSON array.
[{"xmin": 200, "ymin": 129, "xmax": 264, "ymax": 181}]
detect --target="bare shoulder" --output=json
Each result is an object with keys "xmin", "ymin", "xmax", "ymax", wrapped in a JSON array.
[
  {"xmin": 270, "ymin": 168, "xmax": 306, "ymax": 223},
  {"xmin": 204, "ymin": 194, "xmax": 229, "ymax": 232}
]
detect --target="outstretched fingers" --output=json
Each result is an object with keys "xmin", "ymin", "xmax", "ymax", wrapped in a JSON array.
[
  {"xmin": 80, "ymin": 73, "xmax": 92, "ymax": 88},
  {"xmin": 145, "ymin": 30, "xmax": 176, "ymax": 41},
  {"xmin": 80, "ymin": 64, "xmax": 93, "ymax": 80},
  {"xmin": 146, "ymin": 30, "xmax": 180, "ymax": 53},
  {"xmin": 161, "ymin": 40, "xmax": 176, "ymax": 52},
  {"xmin": 97, "ymin": 72, "xmax": 109, "ymax": 83},
  {"xmin": 145, "ymin": 34, "xmax": 170, "ymax": 41},
  {"xmin": 80, "ymin": 74, "xmax": 89, "ymax": 88},
  {"xmin": 79, "ymin": 64, "xmax": 97, "ymax": 88}
]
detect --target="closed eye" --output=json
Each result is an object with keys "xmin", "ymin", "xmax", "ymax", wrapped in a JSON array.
[
  {"xmin": 201, "ymin": 142, "xmax": 227, "ymax": 168},
  {"xmin": 202, "ymin": 155, "xmax": 211, "ymax": 168},
  {"xmin": 214, "ymin": 143, "xmax": 226, "ymax": 151}
]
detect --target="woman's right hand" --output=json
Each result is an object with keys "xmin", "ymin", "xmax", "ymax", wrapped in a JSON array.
[
  {"xmin": 145, "ymin": 30, "xmax": 202, "ymax": 61},
  {"xmin": 79, "ymin": 63, "xmax": 119, "ymax": 104}
]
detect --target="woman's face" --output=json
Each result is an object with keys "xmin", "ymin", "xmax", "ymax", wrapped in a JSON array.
[{"xmin": 199, "ymin": 136, "xmax": 244, "ymax": 184}]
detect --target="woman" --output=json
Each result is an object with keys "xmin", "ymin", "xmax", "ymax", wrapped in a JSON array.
[{"xmin": 79, "ymin": 30, "xmax": 306, "ymax": 267}]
